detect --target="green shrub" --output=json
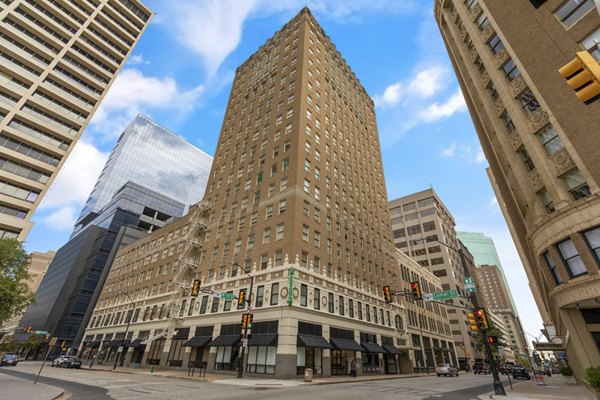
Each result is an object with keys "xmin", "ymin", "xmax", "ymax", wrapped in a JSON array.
[
  {"xmin": 585, "ymin": 367, "xmax": 600, "ymax": 391},
  {"xmin": 560, "ymin": 367, "xmax": 574, "ymax": 376}
]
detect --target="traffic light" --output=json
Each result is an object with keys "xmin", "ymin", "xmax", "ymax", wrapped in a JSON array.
[
  {"xmin": 488, "ymin": 336, "xmax": 499, "ymax": 345},
  {"xmin": 476, "ymin": 308, "xmax": 489, "ymax": 330},
  {"xmin": 238, "ymin": 289, "xmax": 247, "ymax": 306},
  {"xmin": 21, "ymin": 326, "xmax": 32, "ymax": 334},
  {"xmin": 467, "ymin": 312, "xmax": 478, "ymax": 332},
  {"xmin": 241, "ymin": 313, "xmax": 254, "ymax": 329},
  {"xmin": 410, "ymin": 282, "xmax": 421, "ymax": 300},
  {"xmin": 191, "ymin": 279, "xmax": 201, "ymax": 297},
  {"xmin": 558, "ymin": 51, "xmax": 600, "ymax": 103},
  {"xmin": 382, "ymin": 286, "xmax": 392, "ymax": 303}
]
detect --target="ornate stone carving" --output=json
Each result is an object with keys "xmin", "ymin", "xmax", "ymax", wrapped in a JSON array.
[
  {"xmin": 494, "ymin": 48, "xmax": 508, "ymax": 66},
  {"xmin": 480, "ymin": 69, "xmax": 489, "ymax": 83},
  {"xmin": 550, "ymin": 149, "xmax": 576, "ymax": 175},
  {"xmin": 470, "ymin": 47, "xmax": 478, "ymax": 61},
  {"xmin": 482, "ymin": 26, "xmax": 494, "ymax": 41},
  {"xmin": 510, "ymin": 75, "xmax": 526, "ymax": 96},
  {"xmin": 470, "ymin": 3, "xmax": 481, "ymax": 19},
  {"xmin": 494, "ymin": 97, "xmax": 504, "ymax": 114},
  {"xmin": 528, "ymin": 169, "xmax": 543, "ymax": 192},
  {"xmin": 460, "ymin": 26, "xmax": 468, "ymax": 40},
  {"xmin": 510, "ymin": 132, "xmax": 522, "ymax": 150},
  {"xmin": 528, "ymin": 109, "xmax": 549, "ymax": 131}
]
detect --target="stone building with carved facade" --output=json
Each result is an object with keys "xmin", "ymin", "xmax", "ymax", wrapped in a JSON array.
[{"xmin": 435, "ymin": 0, "xmax": 600, "ymax": 379}]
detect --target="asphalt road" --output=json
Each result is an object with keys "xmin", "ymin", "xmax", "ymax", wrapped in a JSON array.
[
  {"xmin": 0, "ymin": 367, "xmax": 111, "ymax": 399},
  {"xmin": 1, "ymin": 363, "xmax": 519, "ymax": 400}
]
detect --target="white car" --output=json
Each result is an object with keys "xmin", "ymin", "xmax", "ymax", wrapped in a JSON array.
[{"xmin": 436, "ymin": 363, "xmax": 459, "ymax": 377}]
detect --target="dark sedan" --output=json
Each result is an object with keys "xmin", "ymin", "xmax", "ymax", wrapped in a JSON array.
[
  {"xmin": 61, "ymin": 357, "xmax": 82, "ymax": 369},
  {"xmin": 512, "ymin": 366, "xmax": 531, "ymax": 380},
  {"xmin": 1, "ymin": 354, "xmax": 18, "ymax": 366}
]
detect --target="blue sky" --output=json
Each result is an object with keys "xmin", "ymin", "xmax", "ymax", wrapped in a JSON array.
[{"xmin": 25, "ymin": 0, "xmax": 543, "ymax": 341}]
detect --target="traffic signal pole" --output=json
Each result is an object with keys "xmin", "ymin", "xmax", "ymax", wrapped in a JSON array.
[
  {"xmin": 458, "ymin": 249, "xmax": 506, "ymax": 396},
  {"xmin": 236, "ymin": 265, "xmax": 254, "ymax": 379}
]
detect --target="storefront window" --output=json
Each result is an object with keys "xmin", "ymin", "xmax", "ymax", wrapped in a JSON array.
[{"xmin": 246, "ymin": 346, "xmax": 277, "ymax": 374}]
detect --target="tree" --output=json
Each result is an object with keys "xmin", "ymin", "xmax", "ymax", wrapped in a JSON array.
[{"xmin": 0, "ymin": 239, "xmax": 34, "ymax": 326}]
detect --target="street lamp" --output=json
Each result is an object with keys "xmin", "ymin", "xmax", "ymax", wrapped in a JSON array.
[
  {"xmin": 410, "ymin": 238, "xmax": 507, "ymax": 396},
  {"xmin": 233, "ymin": 262, "xmax": 254, "ymax": 379},
  {"xmin": 113, "ymin": 291, "xmax": 135, "ymax": 370}
]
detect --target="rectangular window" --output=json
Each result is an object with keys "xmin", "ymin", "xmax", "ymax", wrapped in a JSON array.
[
  {"xmin": 540, "ymin": 188, "xmax": 555, "ymax": 213},
  {"xmin": 270, "ymin": 283, "xmax": 279, "ymax": 305},
  {"xmin": 536, "ymin": 125, "xmax": 564, "ymax": 155},
  {"xmin": 583, "ymin": 227, "xmax": 600, "ymax": 264},
  {"xmin": 255, "ymin": 286, "xmax": 264, "ymax": 308},
  {"xmin": 339, "ymin": 296, "xmax": 344, "ymax": 316},
  {"xmin": 276, "ymin": 223, "xmax": 285, "ymax": 240},
  {"xmin": 555, "ymin": 0, "xmax": 594, "ymax": 28},
  {"xmin": 500, "ymin": 111, "xmax": 516, "ymax": 134},
  {"xmin": 328, "ymin": 293, "xmax": 334, "ymax": 313},
  {"xmin": 520, "ymin": 90, "xmax": 540, "ymax": 116},
  {"xmin": 358, "ymin": 302, "xmax": 363, "ymax": 320},
  {"xmin": 581, "ymin": 27, "xmax": 600, "ymax": 61},
  {"xmin": 300, "ymin": 284, "xmax": 307, "ymax": 307},
  {"xmin": 544, "ymin": 251, "xmax": 562, "ymax": 284},
  {"xmin": 557, "ymin": 238, "xmax": 587, "ymax": 277},
  {"xmin": 502, "ymin": 59, "xmax": 520, "ymax": 81},
  {"xmin": 348, "ymin": 299, "xmax": 354, "ymax": 318},
  {"xmin": 487, "ymin": 34, "xmax": 504, "ymax": 54},
  {"xmin": 562, "ymin": 169, "xmax": 591, "ymax": 200},
  {"xmin": 518, "ymin": 146, "xmax": 535, "ymax": 171},
  {"xmin": 200, "ymin": 296, "xmax": 208, "ymax": 314},
  {"xmin": 314, "ymin": 288, "xmax": 320, "ymax": 310}
]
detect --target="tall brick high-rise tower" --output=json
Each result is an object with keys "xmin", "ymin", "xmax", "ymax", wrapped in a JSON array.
[{"xmin": 83, "ymin": 8, "xmax": 411, "ymax": 379}]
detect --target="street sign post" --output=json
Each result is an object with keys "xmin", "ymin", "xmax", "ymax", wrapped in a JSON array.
[
  {"xmin": 424, "ymin": 290, "xmax": 459, "ymax": 301},
  {"xmin": 220, "ymin": 292, "xmax": 236, "ymax": 301},
  {"xmin": 463, "ymin": 277, "xmax": 476, "ymax": 293}
]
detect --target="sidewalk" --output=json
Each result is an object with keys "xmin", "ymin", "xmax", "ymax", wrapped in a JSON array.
[
  {"xmin": 479, "ymin": 375, "xmax": 597, "ymax": 400},
  {"xmin": 87, "ymin": 362, "xmax": 428, "ymax": 386},
  {"xmin": 0, "ymin": 371, "xmax": 63, "ymax": 400}
]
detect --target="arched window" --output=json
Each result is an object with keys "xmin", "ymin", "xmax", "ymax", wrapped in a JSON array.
[{"xmin": 395, "ymin": 315, "xmax": 403, "ymax": 330}]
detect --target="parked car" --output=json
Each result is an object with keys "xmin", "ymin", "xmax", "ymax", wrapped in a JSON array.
[
  {"xmin": 51, "ymin": 355, "xmax": 69, "ymax": 367},
  {"xmin": 474, "ymin": 363, "xmax": 490, "ymax": 374},
  {"xmin": 60, "ymin": 357, "xmax": 82, "ymax": 369},
  {"xmin": 436, "ymin": 363, "xmax": 459, "ymax": 377},
  {"xmin": 499, "ymin": 364, "xmax": 513, "ymax": 375},
  {"xmin": 1, "ymin": 354, "xmax": 18, "ymax": 366},
  {"xmin": 512, "ymin": 366, "xmax": 531, "ymax": 380}
]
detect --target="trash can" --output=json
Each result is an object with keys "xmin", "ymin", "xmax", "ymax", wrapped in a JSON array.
[{"xmin": 304, "ymin": 368, "xmax": 313, "ymax": 382}]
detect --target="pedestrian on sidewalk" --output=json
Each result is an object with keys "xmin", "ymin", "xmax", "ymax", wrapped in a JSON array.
[{"xmin": 351, "ymin": 359, "xmax": 357, "ymax": 377}]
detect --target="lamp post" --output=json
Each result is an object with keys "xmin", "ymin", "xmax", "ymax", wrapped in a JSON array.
[
  {"xmin": 410, "ymin": 238, "xmax": 507, "ymax": 396},
  {"xmin": 234, "ymin": 263, "xmax": 254, "ymax": 379},
  {"xmin": 113, "ymin": 291, "xmax": 135, "ymax": 370}
]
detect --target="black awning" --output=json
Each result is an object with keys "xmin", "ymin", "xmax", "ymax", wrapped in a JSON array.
[
  {"xmin": 208, "ymin": 335, "xmax": 240, "ymax": 347},
  {"xmin": 249, "ymin": 334, "xmax": 278, "ymax": 346},
  {"xmin": 362, "ymin": 342, "xmax": 385, "ymax": 353},
  {"xmin": 382, "ymin": 344, "xmax": 402, "ymax": 355},
  {"xmin": 183, "ymin": 336, "xmax": 212, "ymax": 347},
  {"xmin": 329, "ymin": 338, "xmax": 363, "ymax": 352},
  {"xmin": 104, "ymin": 340, "xmax": 118, "ymax": 347},
  {"xmin": 297, "ymin": 334, "xmax": 332, "ymax": 349},
  {"xmin": 129, "ymin": 339, "xmax": 146, "ymax": 348},
  {"xmin": 85, "ymin": 341, "xmax": 100, "ymax": 348}
]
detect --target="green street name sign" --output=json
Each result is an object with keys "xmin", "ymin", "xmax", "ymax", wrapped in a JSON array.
[
  {"xmin": 220, "ymin": 292, "xmax": 236, "ymax": 301},
  {"xmin": 432, "ymin": 289, "xmax": 459, "ymax": 301},
  {"xmin": 463, "ymin": 277, "xmax": 476, "ymax": 293}
]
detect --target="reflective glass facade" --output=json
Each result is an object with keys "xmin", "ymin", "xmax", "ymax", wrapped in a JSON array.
[{"xmin": 76, "ymin": 114, "xmax": 212, "ymax": 231}]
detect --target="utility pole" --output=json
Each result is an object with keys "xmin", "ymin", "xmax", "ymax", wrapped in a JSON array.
[
  {"xmin": 236, "ymin": 263, "xmax": 254, "ymax": 379},
  {"xmin": 458, "ymin": 249, "xmax": 506, "ymax": 396},
  {"xmin": 409, "ymin": 238, "xmax": 506, "ymax": 396}
]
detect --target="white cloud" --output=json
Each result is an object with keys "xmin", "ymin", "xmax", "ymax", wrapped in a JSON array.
[
  {"xmin": 128, "ymin": 54, "xmax": 149, "ymax": 65},
  {"xmin": 90, "ymin": 69, "xmax": 204, "ymax": 141},
  {"xmin": 476, "ymin": 148, "xmax": 486, "ymax": 163},
  {"xmin": 154, "ymin": 0, "xmax": 257, "ymax": 76},
  {"xmin": 441, "ymin": 142, "xmax": 457, "ymax": 157},
  {"xmin": 419, "ymin": 89, "xmax": 467, "ymax": 122},
  {"xmin": 487, "ymin": 196, "xmax": 499, "ymax": 209},
  {"xmin": 39, "ymin": 141, "xmax": 108, "ymax": 210},
  {"xmin": 42, "ymin": 206, "xmax": 78, "ymax": 231},
  {"xmin": 152, "ymin": 0, "xmax": 420, "ymax": 76},
  {"xmin": 408, "ymin": 66, "xmax": 448, "ymax": 98},
  {"xmin": 374, "ymin": 83, "xmax": 402, "ymax": 107}
]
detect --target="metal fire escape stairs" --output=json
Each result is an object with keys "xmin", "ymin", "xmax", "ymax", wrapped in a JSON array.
[{"xmin": 142, "ymin": 201, "xmax": 210, "ymax": 344}]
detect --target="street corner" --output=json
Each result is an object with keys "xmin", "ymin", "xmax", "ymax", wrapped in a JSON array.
[{"xmin": 0, "ymin": 372, "xmax": 64, "ymax": 400}]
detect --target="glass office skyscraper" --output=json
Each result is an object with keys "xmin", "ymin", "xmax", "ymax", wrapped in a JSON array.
[{"xmin": 73, "ymin": 114, "xmax": 213, "ymax": 235}]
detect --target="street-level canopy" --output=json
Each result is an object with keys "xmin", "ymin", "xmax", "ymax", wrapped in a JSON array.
[
  {"xmin": 297, "ymin": 334, "xmax": 332, "ymax": 349},
  {"xmin": 248, "ymin": 334, "xmax": 278, "ymax": 346},
  {"xmin": 183, "ymin": 336, "xmax": 212, "ymax": 347},
  {"xmin": 329, "ymin": 338, "xmax": 363, "ymax": 352},
  {"xmin": 361, "ymin": 342, "xmax": 385, "ymax": 353},
  {"xmin": 208, "ymin": 335, "xmax": 240, "ymax": 347},
  {"xmin": 382, "ymin": 344, "xmax": 402, "ymax": 355}
]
